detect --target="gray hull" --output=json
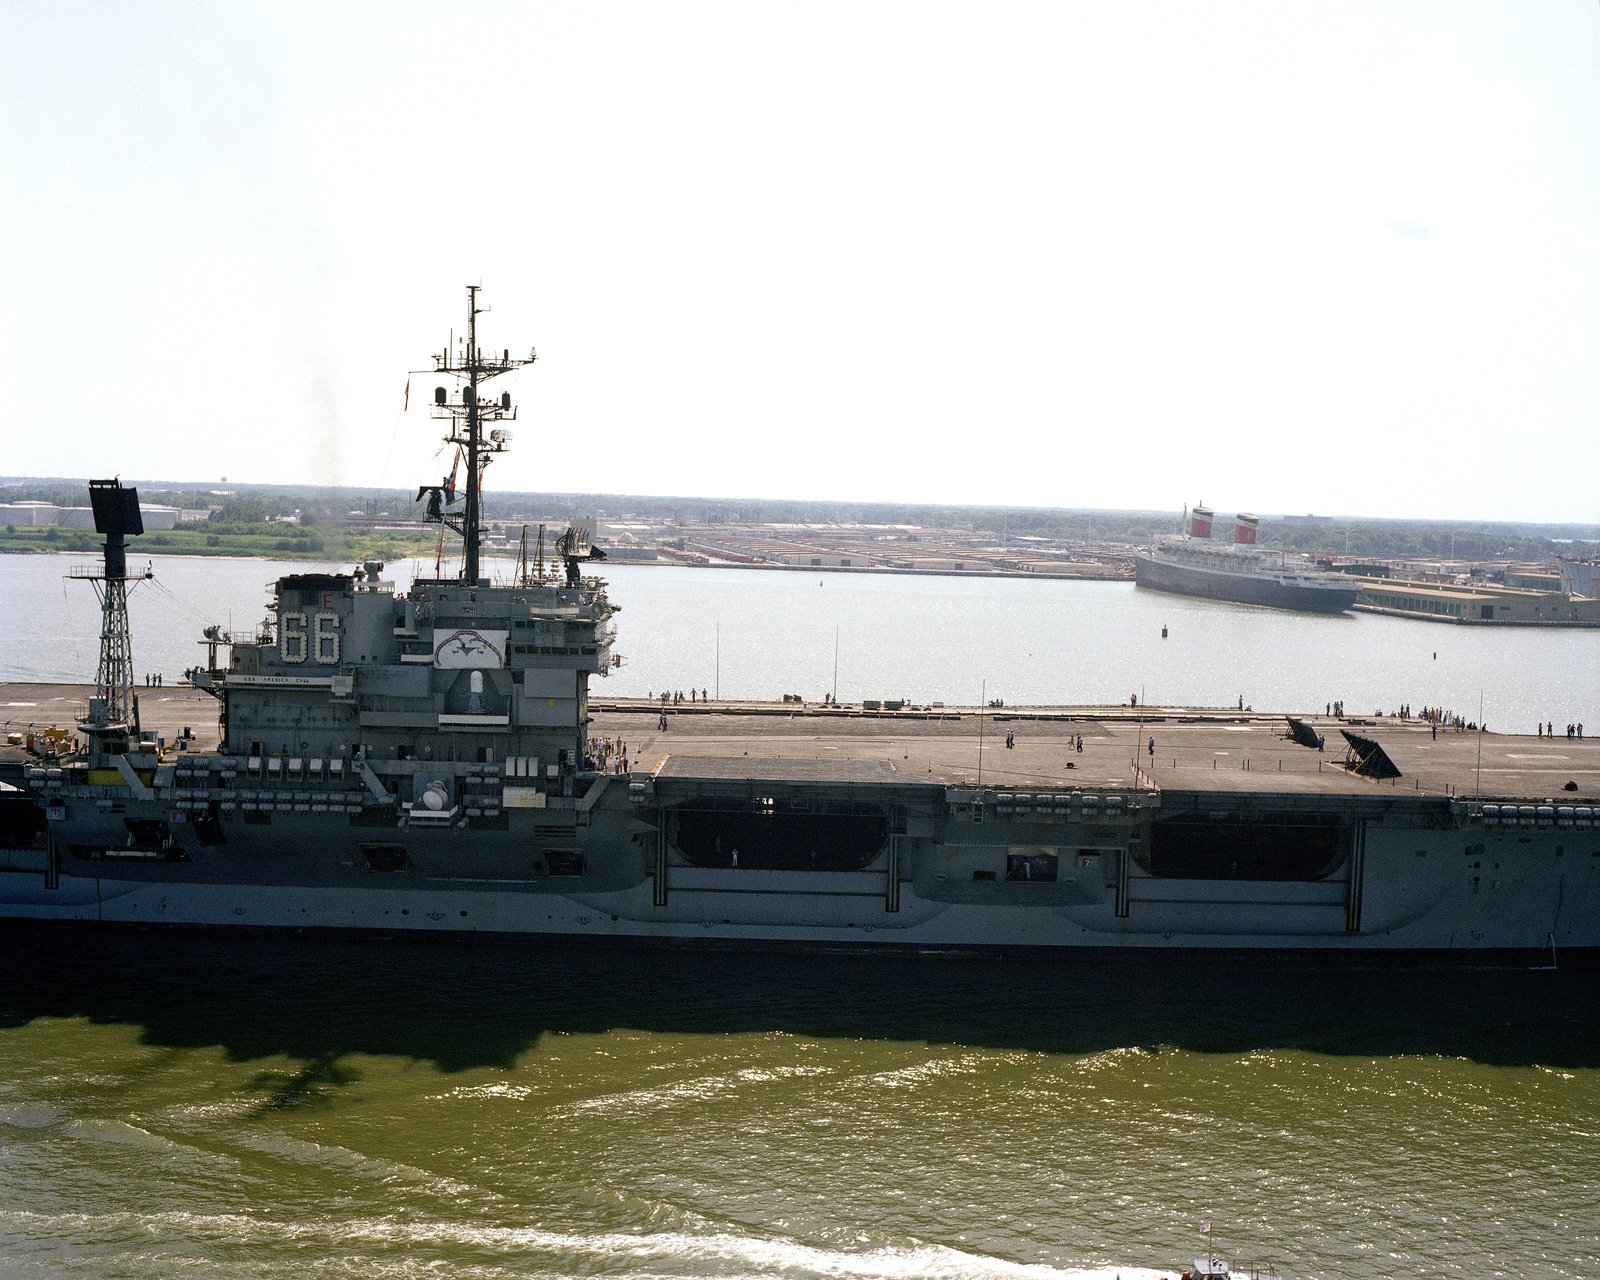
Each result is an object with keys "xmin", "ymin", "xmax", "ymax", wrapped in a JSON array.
[
  {"xmin": 1135, "ymin": 552, "xmax": 1359, "ymax": 613},
  {"xmin": 3, "ymin": 780, "xmax": 1593, "ymax": 957}
]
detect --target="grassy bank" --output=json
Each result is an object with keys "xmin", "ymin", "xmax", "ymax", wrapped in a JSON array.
[{"xmin": 0, "ymin": 526, "xmax": 438, "ymax": 562}]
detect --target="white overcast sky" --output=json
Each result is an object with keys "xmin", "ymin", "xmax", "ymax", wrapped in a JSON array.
[{"xmin": 2, "ymin": 1, "xmax": 1597, "ymax": 523}]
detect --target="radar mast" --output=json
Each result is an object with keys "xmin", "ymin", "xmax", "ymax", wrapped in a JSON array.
[
  {"xmin": 73, "ymin": 478, "xmax": 152, "ymax": 752},
  {"xmin": 416, "ymin": 286, "xmax": 536, "ymax": 582}
]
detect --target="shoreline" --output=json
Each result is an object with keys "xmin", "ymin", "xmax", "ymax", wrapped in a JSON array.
[{"xmin": 0, "ymin": 543, "xmax": 1129, "ymax": 582}]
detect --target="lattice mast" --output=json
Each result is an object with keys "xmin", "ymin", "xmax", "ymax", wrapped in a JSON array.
[
  {"xmin": 416, "ymin": 285, "xmax": 536, "ymax": 583},
  {"xmin": 76, "ymin": 478, "xmax": 149, "ymax": 751}
]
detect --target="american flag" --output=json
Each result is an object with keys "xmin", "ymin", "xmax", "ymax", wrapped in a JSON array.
[{"xmin": 444, "ymin": 447, "xmax": 461, "ymax": 502}]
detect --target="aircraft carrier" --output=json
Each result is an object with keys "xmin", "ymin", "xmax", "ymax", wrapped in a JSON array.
[
  {"xmin": 1, "ymin": 290, "xmax": 1595, "ymax": 958},
  {"xmin": 3, "ymin": 681, "xmax": 1597, "ymax": 957}
]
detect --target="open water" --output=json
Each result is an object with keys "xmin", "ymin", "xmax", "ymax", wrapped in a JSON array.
[
  {"xmin": 1, "ymin": 553, "xmax": 1598, "ymax": 1277},
  {"xmin": 1, "ymin": 929, "xmax": 1597, "ymax": 1280},
  {"xmin": 0, "ymin": 554, "xmax": 1596, "ymax": 729}
]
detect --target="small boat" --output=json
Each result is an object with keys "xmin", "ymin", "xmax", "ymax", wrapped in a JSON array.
[
  {"xmin": 1176, "ymin": 1225, "xmax": 1281, "ymax": 1280},
  {"xmin": 1186, "ymin": 1261, "xmax": 1231, "ymax": 1279},
  {"xmin": 1183, "ymin": 1262, "xmax": 1281, "ymax": 1280}
]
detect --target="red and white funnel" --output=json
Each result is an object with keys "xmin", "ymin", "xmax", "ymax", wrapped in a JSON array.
[
  {"xmin": 1189, "ymin": 505, "xmax": 1214, "ymax": 539},
  {"xmin": 1234, "ymin": 513, "xmax": 1259, "ymax": 546}
]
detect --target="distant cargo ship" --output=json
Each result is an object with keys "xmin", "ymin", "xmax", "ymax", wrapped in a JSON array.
[{"xmin": 1134, "ymin": 506, "xmax": 1360, "ymax": 613}]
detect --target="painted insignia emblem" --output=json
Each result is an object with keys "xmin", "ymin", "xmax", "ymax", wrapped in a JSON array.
[{"xmin": 433, "ymin": 629, "xmax": 507, "ymax": 669}]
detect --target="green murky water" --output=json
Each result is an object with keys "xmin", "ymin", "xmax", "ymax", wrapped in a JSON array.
[{"xmin": 1, "ymin": 928, "xmax": 1595, "ymax": 1279}]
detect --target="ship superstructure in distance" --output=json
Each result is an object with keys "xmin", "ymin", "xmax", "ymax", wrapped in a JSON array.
[
  {"xmin": 1134, "ymin": 505, "xmax": 1361, "ymax": 613},
  {"xmin": 0, "ymin": 290, "xmax": 1596, "ymax": 960}
]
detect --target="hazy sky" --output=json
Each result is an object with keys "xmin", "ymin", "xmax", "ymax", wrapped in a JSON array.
[{"xmin": 2, "ymin": 1, "xmax": 1596, "ymax": 522}]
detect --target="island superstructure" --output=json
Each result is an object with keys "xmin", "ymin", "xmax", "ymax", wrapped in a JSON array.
[
  {"xmin": 0, "ymin": 293, "xmax": 1596, "ymax": 959},
  {"xmin": 193, "ymin": 287, "xmax": 617, "ymax": 809}
]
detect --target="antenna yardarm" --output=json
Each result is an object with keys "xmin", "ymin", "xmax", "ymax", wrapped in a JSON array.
[{"xmin": 417, "ymin": 286, "xmax": 537, "ymax": 582}]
